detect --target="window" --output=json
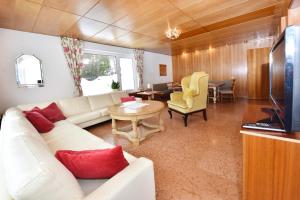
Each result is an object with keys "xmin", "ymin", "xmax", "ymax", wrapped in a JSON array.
[
  {"xmin": 120, "ymin": 58, "xmax": 135, "ymax": 91},
  {"xmin": 81, "ymin": 52, "xmax": 135, "ymax": 96},
  {"xmin": 81, "ymin": 54, "xmax": 117, "ymax": 96}
]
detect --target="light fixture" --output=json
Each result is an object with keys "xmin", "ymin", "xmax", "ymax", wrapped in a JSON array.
[{"xmin": 165, "ymin": 27, "xmax": 181, "ymax": 40}]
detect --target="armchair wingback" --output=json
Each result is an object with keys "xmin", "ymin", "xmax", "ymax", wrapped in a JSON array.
[{"xmin": 167, "ymin": 72, "xmax": 209, "ymax": 127}]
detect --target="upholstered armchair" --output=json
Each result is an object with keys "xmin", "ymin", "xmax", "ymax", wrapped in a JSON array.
[{"xmin": 167, "ymin": 72, "xmax": 209, "ymax": 127}]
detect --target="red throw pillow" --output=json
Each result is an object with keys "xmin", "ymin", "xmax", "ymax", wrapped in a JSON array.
[
  {"xmin": 23, "ymin": 106, "xmax": 41, "ymax": 114},
  {"xmin": 39, "ymin": 102, "xmax": 66, "ymax": 123},
  {"xmin": 24, "ymin": 111, "xmax": 54, "ymax": 133},
  {"xmin": 55, "ymin": 146, "xmax": 129, "ymax": 179},
  {"xmin": 121, "ymin": 96, "xmax": 136, "ymax": 103}
]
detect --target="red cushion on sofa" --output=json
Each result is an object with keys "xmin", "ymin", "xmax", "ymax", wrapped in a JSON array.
[
  {"xmin": 39, "ymin": 102, "xmax": 66, "ymax": 123},
  {"xmin": 23, "ymin": 106, "xmax": 41, "ymax": 114},
  {"xmin": 120, "ymin": 96, "xmax": 136, "ymax": 103},
  {"xmin": 25, "ymin": 111, "xmax": 54, "ymax": 133},
  {"xmin": 55, "ymin": 146, "xmax": 129, "ymax": 179}
]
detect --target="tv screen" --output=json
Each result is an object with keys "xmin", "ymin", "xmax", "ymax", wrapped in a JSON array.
[
  {"xmin": 270, "ymin": 39, "xmax": 285, "ymax": 114},
  {"xmin": 269, "ymin": 26, "xmax": 300, "ymax": 132}
]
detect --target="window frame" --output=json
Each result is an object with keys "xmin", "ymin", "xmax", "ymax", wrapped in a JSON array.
[{"xmin": 82, "ymin": 49, "xmax": 137, "ymax": 94}]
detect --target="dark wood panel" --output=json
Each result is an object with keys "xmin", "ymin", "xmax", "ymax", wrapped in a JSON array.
[
  {"xmin": 172, "ymin": 40, "xmax": 273, "ymax": 97},
  {"xmin": 247, "ymin": 48, "xmax": 270, "ymax": 100}
]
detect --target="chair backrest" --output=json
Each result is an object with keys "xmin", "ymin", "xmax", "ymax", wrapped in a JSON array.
[
  {"xmin": 181, "ymin": 75, "xmax": 191, "ymax": 93},
  {"xmin": 180, "ymin": 72, "xmax": 209, "ymax": 109},
  {"xmin": 152, "ymin": 83, "xmax": 168, "ymax": 91},
  {"xmin": 189, "ymin": 72, "xmax": 207, "ymax": 95},
  {"xmin": 232, "ymin": 79, "xmax": 236, "ymax": 93}
]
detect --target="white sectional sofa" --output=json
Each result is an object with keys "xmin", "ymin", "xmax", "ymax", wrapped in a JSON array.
[{"xmin": 0, "ymin": 91, "xmax": 156, "ymax": 200}]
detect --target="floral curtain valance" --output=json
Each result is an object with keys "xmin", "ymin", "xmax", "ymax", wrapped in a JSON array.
[
  {"xmin": 61, "ymin": 37, "xmax": 84, "ymax": 96},
  {"xmin": 134, "ymin": 49, "xmax": 144, "ymax": 90}
]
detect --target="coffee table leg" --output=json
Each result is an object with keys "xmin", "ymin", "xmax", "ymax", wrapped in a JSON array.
[
  {"xmin": 159, "ymin": 112, "xmax": 164, "ymax": 131},
  {"xmin": 112, "ymin": 118, "xmax": 117, "ymax": 134},
  {"xmin": 132, "ymin": 120, "xmax": 140, "ymax": 145}
]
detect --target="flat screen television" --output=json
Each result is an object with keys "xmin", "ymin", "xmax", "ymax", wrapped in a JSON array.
[{"xmin": 270, "ymin": 25, "xmax": 300, "ymax": 132}]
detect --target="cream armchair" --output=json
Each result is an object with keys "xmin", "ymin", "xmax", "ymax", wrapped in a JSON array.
[{"xmin": 167, "ymin": 72, "xmax": 209, "ymax": 127}]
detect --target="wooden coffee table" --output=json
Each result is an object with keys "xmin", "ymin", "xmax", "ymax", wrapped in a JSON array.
[{"xmin": 108, "ymin": 100, "xmax": 165, "ymax": 145}]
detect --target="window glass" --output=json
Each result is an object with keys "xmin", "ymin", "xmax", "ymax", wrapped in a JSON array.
[
  {"xmin": 81, "ymin": 54, "xmax": 117, "ymax": 96},
  {"xmin": 120, "ymin": 58, "xmax": 134, "ymax": 91}
]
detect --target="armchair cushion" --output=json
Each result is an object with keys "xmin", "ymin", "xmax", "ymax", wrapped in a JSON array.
[
  {"xmin": 167, "ymin": 100, "xmax": 188, "ymax": 109},
  {"xmin": 170, "ymin": 92, "xmax": 183, "ymax": 101}
]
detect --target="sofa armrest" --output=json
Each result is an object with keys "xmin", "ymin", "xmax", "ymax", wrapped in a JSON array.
[
  {"xmin": 170, "ymin": 92, "xmax": 183, "ymax": 102},
  {"xmin": 83, "ymin": 157, "xmax": 155, "ymax": 200}
]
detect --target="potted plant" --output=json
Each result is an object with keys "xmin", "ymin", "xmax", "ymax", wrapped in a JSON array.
[{"xmin": 111, "ymin": 80, "xmax": 120, "ymax": 91}]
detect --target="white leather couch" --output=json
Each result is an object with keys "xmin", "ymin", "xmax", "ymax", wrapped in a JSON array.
[{"xmin": 0, "ymin": 91, "xmax": 156, "ymax": 200}]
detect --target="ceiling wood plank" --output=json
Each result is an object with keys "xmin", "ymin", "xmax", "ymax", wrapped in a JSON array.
[
  {"xmin": 0, "ymin": 0, "xmax": 41, "ymax": 32},
  {"xmin": 175, "ymin": 6, "xmax": 276, "ymax": 41},
  {"xmin": 0, "ymin": 0, "xmax": 287, "ymax": 55},
  {"xmin": 33, "ymin": 6, "xmax": 80, "ymax": 35},
  {"xmin": 42, "ymin": 0, "xmax": 99, "ymax": 16},
  {"xmin": 64, "ymin": 17, "xmax": 108, "ymax": 39}
]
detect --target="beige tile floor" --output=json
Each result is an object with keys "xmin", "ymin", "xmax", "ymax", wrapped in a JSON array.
[{"xmin": 86, "ymin": 99, "xmax": 247, "ymax": 200}]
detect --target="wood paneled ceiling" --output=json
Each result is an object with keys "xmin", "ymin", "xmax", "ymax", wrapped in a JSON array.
[{"xmin": 0, "ymin": 0, "xmax": 288, "ymax": 55}]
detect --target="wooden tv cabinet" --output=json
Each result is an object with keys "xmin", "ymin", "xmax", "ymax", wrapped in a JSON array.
[{"xmin": 241, "ymin": 103, "xmax": 300, "ymax": 200}]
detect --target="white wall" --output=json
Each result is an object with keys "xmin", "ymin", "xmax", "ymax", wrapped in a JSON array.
[
  {"xmin": 0, "ymin": 28, "xmax": 173, "ymax": 114},
  {"xmin": 143, "ymin": 51, "xmax": 173, "ymax": 88},
  {"xmin": 0, "ymin": 28, "xmax": 75, "ymax": 114}
]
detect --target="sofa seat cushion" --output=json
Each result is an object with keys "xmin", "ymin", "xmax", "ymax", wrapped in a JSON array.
[
  {"xmin": 99, "ymin": 108, "xmax": 109, "ymax": 116},
  {"xmin": 42, "ymin": 121, "xmax": 137, "ymax": 164},
  {"xmin": 78, "ymin": 179, "xmax": 108, "ymax": 195},
  {"xmin": 3, "ymin": 135, "xmax": 84, "ymax": 200},
  {"xmin": 66, "ymin": 110, "xmax": 101, "ymax": 125}
]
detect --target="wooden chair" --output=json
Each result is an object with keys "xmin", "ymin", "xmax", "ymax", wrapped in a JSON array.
[{"xmin": 219, "ymin": 79, "xmax": 236, "ymax": 102}]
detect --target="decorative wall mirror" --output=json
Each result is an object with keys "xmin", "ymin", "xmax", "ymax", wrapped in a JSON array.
[{"xmin": 15, "ymin": 54, "xmax": 44, "ymax": 88}]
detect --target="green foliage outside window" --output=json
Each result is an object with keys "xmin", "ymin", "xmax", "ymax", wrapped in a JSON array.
[{"xmin": 81, "ymin": 54, "xmax": 114, "ymax": 81}]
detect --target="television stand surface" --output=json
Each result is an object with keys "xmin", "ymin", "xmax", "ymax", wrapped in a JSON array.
[
  {"xmin": 242, "ymin": 107, "xmax": 286, "ymax": 132},
  {"xmin": 242, "ymin": 122, "xmax": 286, "ymax": 132}
]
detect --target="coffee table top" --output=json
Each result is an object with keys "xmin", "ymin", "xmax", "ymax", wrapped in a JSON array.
[{"xmin": 109, "ymin": 100, "xmax": 164, "ymax": 116}]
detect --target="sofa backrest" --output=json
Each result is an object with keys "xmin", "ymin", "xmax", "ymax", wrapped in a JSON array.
[
  {"xmin": 58, "ymin": 96, "xmax": 92, "ymax": 117},
  {"xmin": 17, "ymin": 101, "xmax": 58, "ymax": 111},
  {"xmin": 0, "ymin": 109, "xmax": 84, "ymax": 200},
  {"xmin": 88, "ymin": 93, "xmax": 114, "ymax": 111}
]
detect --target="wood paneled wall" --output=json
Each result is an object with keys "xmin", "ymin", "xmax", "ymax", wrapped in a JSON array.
[
  {"xmin": 172, "ymin": 39, "xmax": 273, "ymax": 98},
  {"xmin": 247, "ymin": 48, "xmax": 270, "ymax": 100}
]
